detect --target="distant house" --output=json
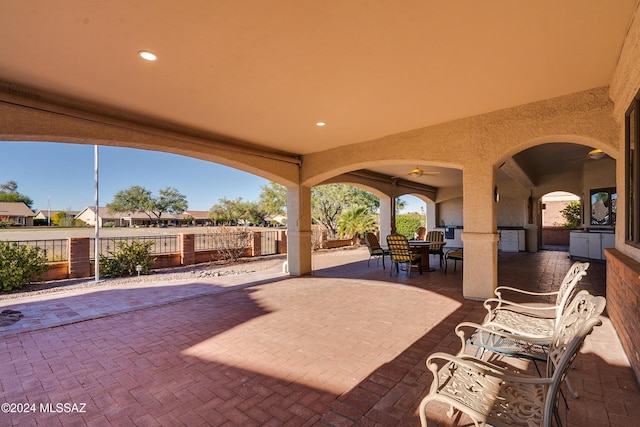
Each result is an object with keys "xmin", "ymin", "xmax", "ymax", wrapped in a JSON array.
[
  {"xmin": 34, "ymin": 209, "xmax": 80, "ymax": 225},
  {"xmin": 180, "ymin": 210, "xmax": 212, "ymax": 226},
  {"xmin": 119, "ymin": 211, "xmax": 181, "ymax": 227},
  {"xmin": 0, "ymin": 202, "xmax": 36, "ymax": 226},
  {"xmin": 265, "ymin": 213, "xmax": 287, "ymax": 226},
  {"xmin": 75, "ymin": 207, "xmax": 126, "ymax": 227},
  {"xmin": 76, "ymin": 206, "xmax": 183, "ymax": 227}
]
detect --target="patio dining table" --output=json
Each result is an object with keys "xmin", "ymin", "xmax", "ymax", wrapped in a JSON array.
[{"xmin": 408, "ymin": 240, "xmax": 446, "ymax": 272}]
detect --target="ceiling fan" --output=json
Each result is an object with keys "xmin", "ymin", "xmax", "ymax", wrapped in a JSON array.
[
  {"xmin": 587, "ymin": 148, "xmax": 607, "ymax": 160},
  {"xmin": 390, "ymin": 166, "xmax": 440, "ymax": 180},
  {"xmin": 407, "ymin": 166, "xmax": 440, "ymax": 177},
  {"xmin": 568, "ymin": 148, "xmax": 610, "ymax": 164}
]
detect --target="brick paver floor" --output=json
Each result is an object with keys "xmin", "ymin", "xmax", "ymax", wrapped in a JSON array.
[{"xmin": 0, "ymin": 248, "xmax": 638, "ymax": 426}]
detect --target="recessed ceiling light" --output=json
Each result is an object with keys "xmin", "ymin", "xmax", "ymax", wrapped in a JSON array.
[
  {"xmin": 138, "ymin": 50, "xmax": 157, "ymax": 61},
  {"xmin": 316, "ymin": 122, "xmax": 326, "ymax": 127}
]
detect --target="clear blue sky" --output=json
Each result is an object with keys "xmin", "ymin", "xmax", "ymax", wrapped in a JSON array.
[{"xmin": 0, "ymin": 141, "xmax": 423, "ymax": 213}]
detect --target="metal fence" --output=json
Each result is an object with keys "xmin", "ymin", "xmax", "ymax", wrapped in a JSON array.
[
  {"xmin": 7, "ymin": 239, "xmax": 68, "ymax": 262},
  {"xmin": 194, "ymin": 231, "xmax": 250, "ymax": 251},
  {"xmin": 2, "ymin": 230, "xmax": 281, "ymax": 263},
  {"xmin": 261, "ymin": 230, "xmax": 279, "ymax": 255},
  {"xmin": 90, "ymin": 235, "xmax": 179, "ymax": 259}
]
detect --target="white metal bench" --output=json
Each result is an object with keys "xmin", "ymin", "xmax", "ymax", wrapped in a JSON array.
[{"xmin": 418, "ymin": 291, "xmax": 606, "ymax": 427}]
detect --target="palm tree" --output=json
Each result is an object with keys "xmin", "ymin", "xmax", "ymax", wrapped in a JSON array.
[{"xmin": 337, "ymin": 206, "xmax": 376, "ymax": 239}]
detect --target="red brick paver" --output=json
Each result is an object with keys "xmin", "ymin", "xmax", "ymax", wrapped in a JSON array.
[{"xmin": 0, "ymin": 248, "xmax": 637, "ymax": 426}]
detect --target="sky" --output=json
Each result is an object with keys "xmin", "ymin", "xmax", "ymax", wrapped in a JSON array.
[{"xmin": 1, "ymin": 141, "xmax": 423, "ymax": 214}]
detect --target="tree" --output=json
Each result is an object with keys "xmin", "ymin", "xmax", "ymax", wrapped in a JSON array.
[
  {"xmin": 209, "ymin": 197, "xmax": 267, "ymax": 225},
  {"xmin": 107, "ymin": 186, "xmax": 188, "ymax": 223},
  {"xmin": 258, "ymin": 181, "xmax": 287, "ymax": 215},
  {"xmin": 312, "ymin": 184, "xmax": 380, "ymax": 238},
  {"xmin": 155, "ymin": 187, "xmax": 189, "ymax": 219},
  {"xmin": 337, "ymin": 206, "xmax": 376, "ymax": 238},
  {"xmin": 0, "ymin": 180, "xmax": 17, "ymax": 192},
  {"xmin": 0, "ymin": 180, "xmax": 33, "ymax": 208},
  {"xmin": 561, "ymin": 200, "xmax": 581, "ymax": 229}
]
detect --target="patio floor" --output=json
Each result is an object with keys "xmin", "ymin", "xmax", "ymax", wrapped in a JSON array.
[{"xmin": 0, "ymin": 247, "xmax": 638, "ymax": 426}]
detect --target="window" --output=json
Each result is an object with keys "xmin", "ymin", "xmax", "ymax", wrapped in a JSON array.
[
  {"xmin": 590, "ymin": 188, "xmax": 616, "ymax": 226},
  {"xmin": 626, "ymin": 90, "xmax": 640, "ymax": 246}
]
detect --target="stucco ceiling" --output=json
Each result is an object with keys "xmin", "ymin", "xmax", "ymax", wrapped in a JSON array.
[{"xmin": 0, "ymin": 0, "xmax": 637, "ymax": 188}]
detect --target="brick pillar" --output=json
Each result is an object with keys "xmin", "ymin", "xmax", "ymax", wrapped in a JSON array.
[
  {"xmin": 278, "ymin": 230, "xmax": 287, "ymax": 254},
  {"xmin": 68, "ymin": 237, "xmax": 91, "ymax": 279},
  {"xmin": 251, "ymin": 232, "xmax": 262, "ymax": 257},
  {"xmin": 181, "ymin": 234, "xmax": 195, "ymax": 265}
]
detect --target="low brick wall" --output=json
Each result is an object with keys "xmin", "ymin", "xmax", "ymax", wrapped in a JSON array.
[
  {"xmin": 542, "ymin": 227, "xmax": 571, "ymax": 246},
  {"xmin": 152, "ymin": 254, "xmax": 182, "ymax": 270},
  {"xmin": 44, "ymin": 262, "xmax": 69, "ymax": 281},
  {"xmin": 322, "ymin": 239, "xmax": 354, "ymax": 249},
  {"xmin": 604, "ymin": 248, "xmax": 640, "ymax": 383},
  {"xmin": 26, "ymin": 230, "xmax": 290, "ymax": 282}
]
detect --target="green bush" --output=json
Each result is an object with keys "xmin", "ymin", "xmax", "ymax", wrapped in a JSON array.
[
  {"xmin": 100, "ymin": 240, "xmax": 156, "ymax": 278},
  {"xmin": 0, "ymin": 241, "xmax": 49, "ymax": 291},
  {"xmin": 396, "ymin": 214, "xmax": 424, "ymax": 238},
  {"xmin": 561, "ymin": 200, "xmax": 582, "ymax": 228}
]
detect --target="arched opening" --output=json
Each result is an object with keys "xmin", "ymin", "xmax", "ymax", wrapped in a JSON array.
[
  {"xmin": 1, "ymin": 141, "xmax": 271, "ymax": 216},
  {"xmin": 496, "ymin": 141, "xmax": 616, "ymax": 254},
  {"xmin": 540, "ymin": 191, "xmax": 580, "ymax": 251}
]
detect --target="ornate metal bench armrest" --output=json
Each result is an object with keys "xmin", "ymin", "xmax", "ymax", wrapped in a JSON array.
[
  {"xmin": 426, "ymin": 352, "xmax": 552, "ymax": 385},
  {"xmin": 494, "ymin": 285, "xmax": 559, "ymax": 299},
  {"xmin": 483, "ymin": 297, "xmax": 559, "ymax": 314},
  {"xmin": 456, "ymin": 322, "xmax": 551, "ymax": 344}
]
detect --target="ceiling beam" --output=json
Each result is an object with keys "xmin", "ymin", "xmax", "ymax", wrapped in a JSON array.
[{"xmin": 499, "ymin": 158, "xmax": 535, "ymax": 188}]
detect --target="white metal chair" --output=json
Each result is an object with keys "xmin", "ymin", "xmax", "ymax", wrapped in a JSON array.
[
  {"xmin": 482, "ymin": 262, "xmax": 589, "ymax": 339},
  {"xmin": 419, "ymin": 291, "xmax": 606, "ymax": 427}
]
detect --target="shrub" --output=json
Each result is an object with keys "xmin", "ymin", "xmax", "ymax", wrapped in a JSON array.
[
  {"xmin": 396, "ymin": 214, "xmax": 424, "ymax": 238},
  {"xmin": 208, "ymin": 226, "xmax": 251, "ymax": 262},
  {"xmin": 0, "ymin": 241, "xmax": 49, "ymax": 291},
  {"xmin": 100, "ymin": 240, "xmax": 156, "ymax": 278},
  {"xmin": 561, "ymin": 200, "xmax": 582, "ymax": 228}
]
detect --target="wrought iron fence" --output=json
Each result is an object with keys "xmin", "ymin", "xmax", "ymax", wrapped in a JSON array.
[
  {"xmin": 2, "ymin": 230, "xmax": 282, "ymax": 265},
  {"xmin": 8, "ymin": 239, "xmax": 68, "ymax": 262},
  {"xmin": 261, "ymin": 230, "xmax": 279, "ymax": 255},
  {"xmin": 90, "ymin": 235, "xmax": 179, "ymax": 259},
  {"xmin": 194, "ymin": 231, "xmax": 250, "ymax": 251}
]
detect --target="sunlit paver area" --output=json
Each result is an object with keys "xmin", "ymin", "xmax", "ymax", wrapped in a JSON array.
[{"xmin": 0, "ymin": 248, "xmax": 637, "ymax": 426}]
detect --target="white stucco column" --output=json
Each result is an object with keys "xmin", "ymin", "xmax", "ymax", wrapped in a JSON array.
[
  {"xmin": 286, "ymin": 185, "xmax": 312, "ymax": 276},
  {"xmin": 379, "ymin": 196, "xmax": 393, "ymax": 247},
  {"xmin": 426, "ymin": 201, "xmax": 436, "ymax": 230},
  {"xmin": 462, "ymin": 163, "xmax": 499, "ymax": 300}
]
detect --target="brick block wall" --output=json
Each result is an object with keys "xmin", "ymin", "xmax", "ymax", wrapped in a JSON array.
[
  {"xmin": 181, "ymin": 234, "xmax": 195, "ymax": 266},
  {"xmin": 542, "ymin": 227, "xmax": 571, "ymax": 245},
  {"xmin": 278, "ymin": 230, "xmax": 287, "ymax": 254},
  {"xmin": 68, "ymin": 237, "xmax": 91, "ymax": 279},
  {"xmin": 604, "ymin": 248, "xmax": 640, "ymax": 383},
  {"xmin": 44, "ymin": 262, "xmax": 69, "ymax": 281},
  {"xmin": 251, "ymin": 232, "xmax": 261, "ymax": 257}
]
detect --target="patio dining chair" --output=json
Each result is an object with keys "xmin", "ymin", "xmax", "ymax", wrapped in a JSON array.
[
  {"xmin": 444, "ymin": 248, "xmax": 463, "ymax": 273},
  {"xmin": 425, "ymin": 230, "xmax": 445, "ymax": 267},
  {"xmin": 419, "ymin": 291, "xmax": 606, "ymax": 427},
  {"xmin": 365, "ymin": 232, "xmax": 388, "ymax": 269},
  {"xmin": 386, "ymin": 234, "xmax": 422, "ymax": 277}
]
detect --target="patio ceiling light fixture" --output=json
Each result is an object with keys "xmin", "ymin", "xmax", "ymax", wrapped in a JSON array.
[
  {"xmin": 316, "ymin": 122, "xmax": 326, "ymax": 127},
  {"xmin": 138, "ymin": 50, "xmax": 157, "ymax": 61}
]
